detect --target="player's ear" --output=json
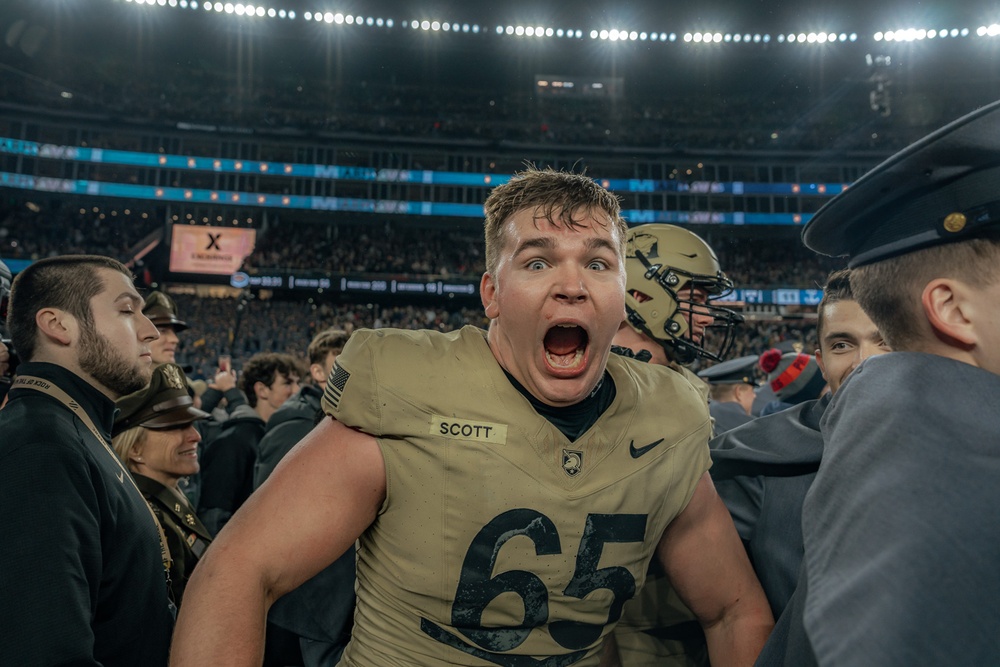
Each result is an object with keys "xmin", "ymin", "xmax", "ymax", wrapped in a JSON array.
[
  {"xmin": 481, "ymin": 273, "xmax": 499, "ymax": 319},
  {"xmin": 922, "ymin": 278, "xmax": 976, "ymax": 348},
  {"xmin": 35, "ymin": 307, "xmax": 76, "ymax": 347}
]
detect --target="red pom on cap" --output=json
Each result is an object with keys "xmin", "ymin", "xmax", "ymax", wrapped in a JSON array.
[{"xmin": 759, "ymin": 348, "xmax": 783, "ymax": 374}]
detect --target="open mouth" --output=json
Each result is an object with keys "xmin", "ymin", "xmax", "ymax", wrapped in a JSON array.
[{"xmin": 543, "ymin": 324, "xmax": 589, "ymax": 371}]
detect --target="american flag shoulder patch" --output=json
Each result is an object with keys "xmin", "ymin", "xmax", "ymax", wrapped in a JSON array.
[{"xmin": 323, "ymin": 364, "xmax": 351, "ymax": 410}]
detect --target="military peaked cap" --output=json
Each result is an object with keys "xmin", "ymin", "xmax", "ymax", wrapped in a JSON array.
[
  {"xmin": 697, "ymin": 355, "xmax": 760, "ymax": 386},
  {"xmin": 142, "ymin": 291, "xmax": 188, "ymax": 331},
  {"xmin": 804, "ymin": 100, "xmax": 1000, "ymax": 267},
  {"xmin": 114, "ymin": 363, "xmax": 208, "ymax": 437}
]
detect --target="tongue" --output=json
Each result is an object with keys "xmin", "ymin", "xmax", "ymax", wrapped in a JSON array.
[{"xmin": 545, "ymin": 326, "xmax": 585, "ymax": 355}]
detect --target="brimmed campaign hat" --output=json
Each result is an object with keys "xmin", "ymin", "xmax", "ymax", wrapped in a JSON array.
[
  {"xmin": 142, "ymin": 291, "xmax": 188, "ymax": 331},
  {"xmin": 697, "ymin": 355, "xmax": 760, "ymax": 386},
  {"xmin": 803, "ymin": 100, "xmax": 1000, "ymax": 267},
  {"xmin": 114, "ymin": 363, "xmax": 209, "ymax": 437}
]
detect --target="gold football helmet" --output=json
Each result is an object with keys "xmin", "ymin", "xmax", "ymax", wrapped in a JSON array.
[{"xmin": 625, "ymin": 224, "xmax": 742, "ymax": 364}]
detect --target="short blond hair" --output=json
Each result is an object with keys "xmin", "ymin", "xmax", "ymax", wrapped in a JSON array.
[
  {"xmin": 112, "ymin": 426, "xmax": 147, "ymax": 472},
  {"xmin": 483, "ymin": 167, "xmax": 625, "ymax": 276}
]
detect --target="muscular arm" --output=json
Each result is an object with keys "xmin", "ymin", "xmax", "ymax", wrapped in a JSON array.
[
  {"xmin": 170, "ymin": 416, "xmax": 386, "ymax": 666},
  {"xmin": 657, "ymin": 472, "xmax": 774, "ymax": 666}
]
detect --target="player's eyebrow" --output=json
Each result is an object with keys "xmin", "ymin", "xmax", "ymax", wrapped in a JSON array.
[
  {"xmin": 512, "ymin": 237, "xmax": 555, "ymax": 259},
  {"xmin": 585, "ymin": 237, "xmax": 617, "ymax": 254},
  {"xmin": 822, "ymin": 329, "xmax": 857, "ymax": 345},
  {"xmin": 115, "ymin": 292, "xmax": 144, "ymax": 308}
]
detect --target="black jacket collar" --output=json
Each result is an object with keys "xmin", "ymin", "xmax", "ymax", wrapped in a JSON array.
[{"xmin": 14, "ymin": 362, "xmax": 117, "ymax": 441}]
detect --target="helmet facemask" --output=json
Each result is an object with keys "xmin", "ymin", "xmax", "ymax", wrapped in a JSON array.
[{"xmin": 625, "ymin": 226, "xmax": 744, "ymax": 364}]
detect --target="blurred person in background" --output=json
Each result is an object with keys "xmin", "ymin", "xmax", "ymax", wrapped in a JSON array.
[
  {"xmin": 112, "ymin": 363, "xmax": 213, "ymax": 607},
  {"xmin": 197, "ymin": 351, "xmax": 300, "ymax": 535},
  {"xmin": 0, "ymin": 255, "xmax": 173, "ymax": 666},
  {"xmin": 253, "ymin": 328, "xmax": 356, "ymax": 667},
  {"xmin": 143, "ymin": 291, "xmax": 187, "ymax": 366},
  {"xmin": 697, "ymin": 355, "xmax": 760, "ymax": 435},
  {"xmin": 756, "ymin": 348, "xmax": 827, "ymax": 416}
]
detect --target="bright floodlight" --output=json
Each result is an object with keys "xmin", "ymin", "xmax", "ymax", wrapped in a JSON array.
[
  {"xmin": 288, "ymin": 10, "xmax": 294, "ymax": 19},
  {"xmin": 874, "ymin": 31, "xmax": 883, "ymax": 40},
  {"xmin": 951, "ymin": 28, "xmax": 959, "ymax": 36},
  {"xmin": 712, "ymin": 32, "xmax": 721, "ymax": 42},
  {"xmin": 961, "ymin": 28, "xmax": 970, "ymax": 36},
  {"xmin": 525, "ymin": 26, "xmax": 534, "ymax": 36},
  {"xmin": 224, "ymin": 3, "xmax": 233, "ymax": 13},
  {"xmin": 734, "ymin": 33, "xmax": 743, "ymax": 42},
  {"xmin": 744, "ymin": 33, "xmax": 751, "ymax": 42},
  {"xmin": 667, "ymin": 33, "xmax": 675, "ymax": 41},
  {"xmin": 506, "ymin": 25, "xmax": 514, "ymax": 34},
  {"xmin": 516, "ymin": 25, "xmax": 525, "ymax": 35},
  {"xmin": 684, "ymin": 32, "xmax": 693, "ymax": 42},
  {"xmin": 640, "ymin": 31, "xmax": 647, "ymax": 40},
  {"xmin": 421, "ymin": 20, "xmax": 430, "ymax": 30},
  {"xmin": 776, "ymin": 34, "xmax": 784, "ymax": 42},
  {"xmin": 556, "ymin": 28, "xmax": 564, "ymax": 36},
  {"xmin": 278, "ymin": 9, "xmax": 285, "ymax": 18},
  {"xmin": 546, "ymin": 27, "xmax": 554, "ymax": 36},
  {"xmin": 431, "ymin": 20, "xmax": 440, "ymax": 30}
]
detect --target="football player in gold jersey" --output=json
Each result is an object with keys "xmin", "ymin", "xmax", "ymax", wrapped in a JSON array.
[{"xmin": 171, "ymin": 168, "xmax": 773, "ymax": 666}]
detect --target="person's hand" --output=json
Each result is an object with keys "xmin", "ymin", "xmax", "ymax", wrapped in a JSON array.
[
  {"xmin": 0, "ymin": 340, "xmax": 9, "ymax": 377},
  {"xmin": 210, "ymin": 369, "xmax": 237, "ymax": 392}
]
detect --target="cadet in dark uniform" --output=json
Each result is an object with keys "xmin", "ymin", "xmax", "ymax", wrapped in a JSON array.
[
  {"xmin": 0, "ymin": 255, "xmax": 173, "ymax": 666},
  {"xmin": 112, "ymin": 363, "xmax": 213, "ymax": 607},
  {"xmin": 760, "ymin": 101, "xmax": 1000, "ymax": 665},
  {"xmin": 697, "ymin": 355, "xmax": 759, "ymax": 435}
]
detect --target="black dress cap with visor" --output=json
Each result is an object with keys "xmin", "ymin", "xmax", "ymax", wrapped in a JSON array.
[
  {"xmin": 114, "ymin": 363, "xmax": 209, "ymax": 437},
  {"xmin": 804, "ymin": 99, "xmax": 1000, "ymax": 267}
]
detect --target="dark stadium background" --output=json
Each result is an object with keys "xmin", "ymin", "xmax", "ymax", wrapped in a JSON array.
[{"xmin": 2, "ymin": 0, "xmax": 999, "ymax": 378}]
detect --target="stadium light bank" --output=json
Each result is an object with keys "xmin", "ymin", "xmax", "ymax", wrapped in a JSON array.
[{"xmin": 121, "ymin": 0, "xmax": 1000, "ymax": 49}]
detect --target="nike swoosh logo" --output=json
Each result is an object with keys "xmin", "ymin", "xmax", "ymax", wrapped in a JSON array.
[
  {"xmin": 116, "ymin": 470, "xmax": 124, "ymax": 483},
  {"xmin": 629, "ymin": 438, "xmax": 665, "ymax": 458}
]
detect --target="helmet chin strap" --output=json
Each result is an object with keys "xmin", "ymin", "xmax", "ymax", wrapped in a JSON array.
[{"xmin": 665, "ymin": 339, "xmax": 698, "ymax": 365}]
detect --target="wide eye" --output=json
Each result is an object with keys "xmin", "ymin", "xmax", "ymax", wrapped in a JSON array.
[
  {"xmin": 587, "ymin": 259, "xmax": 608, "ymax": 271},
  {"xmin": 527, "ymin": 259, "xmax": 547, "ymax": 271}
]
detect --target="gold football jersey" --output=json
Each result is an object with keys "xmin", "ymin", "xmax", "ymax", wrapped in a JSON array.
[{"xmin": 322, "ymin": 326, "xmax": 711, "ymax": 666}]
